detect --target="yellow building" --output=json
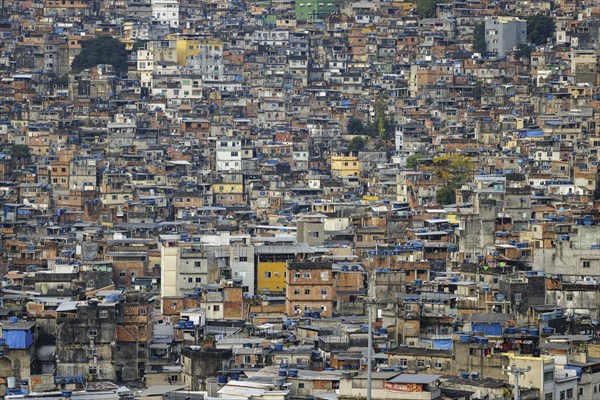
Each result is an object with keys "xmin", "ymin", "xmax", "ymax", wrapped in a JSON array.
[
  {"xmin": 212, "ymin": 183, "xmax": 243, "ymax": 194},
  {"xmin": 330, "ymin": 150, "xmax": 361, "ymax": 178},
  {"xmin": 257, "ymin": 261, "xmax": 287, "ymax": 293},
  {"xmin": 255, "ymin": 244, "xmax": 316, "ymax": 294},
  {"xmin": 175, "ymin": 37, "xmax": 223, "ymax": 66},
  {"xmin": 212, "ymin": 182, "xmax": 244, "ymax": 205}
]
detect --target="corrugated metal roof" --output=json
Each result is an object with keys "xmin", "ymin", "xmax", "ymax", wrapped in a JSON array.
[{"xmin": 387, "ymin": 373, "xmax": 442, "ymax": 384}]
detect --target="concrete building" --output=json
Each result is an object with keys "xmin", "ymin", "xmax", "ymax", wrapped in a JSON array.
[
  {"xmin": 507, "ymin": 355, "xmax": 578, "ymax": 400},
  {"xmin": 56, "ymin": 300, "xmax": 118, "ymax": 381},
  {"xmin": 296, "ymin": 214, "xmax": 326, "ymax": 246},
  {"xmin": 533, "ymin": 225, "xmax": 600, "ymax": 277},
  {"xmin": 255, "ymin": 243, "xmax": 316, "ymax": 294},
  {"xmin": 151, "ymin": 0, "xmax": 179, "ymax": 29},
  {"xmin": 160, "ymin": 238, "xmax": 221, "ymax": 307},
  {"xmin": 215, "ymin": 137, "xmax": 242, "ymax": 172},
  {"xmin": 571, "ymin": 50, "xmax": 596, "ymax": 85},
  {"xmin": 339, "ymin": 372, "xmax": 442, "ymax": 400},
  {"xmin": 181, "ymin": 346, "xmax": 232, "ymax": 391},
  {"xmin": 484, "ymin": 17, "xmax": 527, "ymax": 56},
  {"xmin": 286, "ymin": 260, "xmax": 335, "ymax": 317}
]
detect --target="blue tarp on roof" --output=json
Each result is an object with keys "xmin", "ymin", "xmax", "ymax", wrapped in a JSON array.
[
  {"xmin": 565, "ymin": 365, "xmax": 582, "ymax": 381},
  {"xmin": 432, "ymin": 338, "xmax": 452, "ymax": 350},
  {"xmin": 471, "ymin": 323, "xmax": 502, "ymax": 337},
  {"xmin": 3, "ymin": 329, "xmax": 33, "ymax": 349}
]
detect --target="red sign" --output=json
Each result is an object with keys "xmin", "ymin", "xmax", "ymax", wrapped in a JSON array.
[{"xmin": 384, "ymin": 382, "xmax": 422, "ymax": 392}]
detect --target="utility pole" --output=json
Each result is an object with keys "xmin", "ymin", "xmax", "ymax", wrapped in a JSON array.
[
  {"xmin": 504, "ymin": 364, "xmax": 530, "ymax": 400},
  {"xmin": 367, "ymin": 298, "xmax": 373, "ymax": 400},
  {"xmin": 365, "ymin": 270, "xmax": 376, "ymax": 400}
]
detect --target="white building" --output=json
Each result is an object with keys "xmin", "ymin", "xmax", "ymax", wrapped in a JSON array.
[
  {"xmin": 216, "ymin": 137, "xmax": 242, "ymax": 172},
  {"xmin": 151, "ymin": 0, "xmax": 179, "ymax": 29},
  {"xmin": 160, "ymin": 236, "xmax": 220, "ymax": 310},
  {"xmin": 484, "ymin": 16, "xmax": 527, "ymax": 56},
  {"xmin": 229, "ymin": 235, "xmax": 256, "ymax": 295},
  {"xmin": 160, "ymin": 233, "xmax": 255, "ymax": 312}
]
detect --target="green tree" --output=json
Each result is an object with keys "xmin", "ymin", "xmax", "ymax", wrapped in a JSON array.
[
  {"xmin": 348, "ymin": 136, "xmax": 365, "ymax": 151},
  {"xmin": 433, "ymin": 154, "xmax": 474, "ymax": 184},
  {"xmin": 9, "ymin": 145, "xmax": 31, "ymax": 167},
  {"xmin": 406, "ymin": 154, "xmax": 424, "ymax": 169},
  {"xmin": 513, "ymin": 43, "xmax": 532, "ymax": 60},
  {"xmin": 436, "ymin": 186, "xmax": 456, "ymax": 205},
  {"xmin": 527, "ymin": 14, "xmax": 555, "ymax": 46},
  {"xmin": 417, "ymin": 0, "xmax": 444, "ymax": 19},
  {"xmin": 71, "ymin": 36, "xmax": 129, "ymax": 75},
  {"xmin": 473, "ymin": 22, "xmax": 486, "ymax": 53},
  {"xmin": 473, "ymin": 81, "xmax": 482, "ymax": 100},
  {"xmin": 347, "ymin": 117, "xmax": 364, "ymax": 134},
  {"xmin": 431, "ymin": 154, "xmax": 475, "ymax": 205},
  {"xmin": 365, "ymin": 98, "xmax": 395, "ymax": 143},
  {"xmin": 378, "ymin": 115, "xmax": 386, "ymax": 145}
]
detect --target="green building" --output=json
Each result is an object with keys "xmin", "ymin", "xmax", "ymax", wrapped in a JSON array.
[{"xmin": 295, "ymin": 0, "xmax": 337, "ymax": 22}]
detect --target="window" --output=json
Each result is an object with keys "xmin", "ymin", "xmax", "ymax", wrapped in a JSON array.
[
  {"xmin": 188, "ymin": 277, "xmax": 193, "ymax": 283},
  {"xmin": 545, "ymin": 394, "xmax": 553, "ymax": 400},
  {"xmin": 321, "ymin": 289, "xmax": 327, "ymax": 295},
  {"xmin": 99, "ymin": 310, "xmax": 108, "ymax": 319},
  {"xmin": 399, "ymin": 358, "xmax": 407, "ymax": 366},
  {"xmin": 417, "ymin": 360, "xmax": 425, "ymax": 367},
  {"xmin": 311, "ymin": 231, "xmax": 320, "ymax": 238},
  {"xmin": 303, "ymin": 272, "xmax": 310, "ymax": 279},
  {"xmin": 294, "ymin": 272, "xmax": 301, "ymax": 279},
  {"xmin": 566, "ymin": 389, "xmax": 573, "ymax": 399},
  {"xmin": 214, "ymin": 305, "xmax": 220, "ymax": 312},
  {"xmin": 88, "ymin": 347, "xmax": 97, "ymax": 355},
  {"xmin": 320, "ymin": 272, "xmax": 328, "ymax": 280},
  {"xmin": 434, "ymin": 360, "xmax": 443, "ymax": 369},
  {"xmin": 294, "ymin": 289, "xmax": 300, "ymax": 295},
  {"xmin": 140, "ymin": 308, "xmax": 147, "ymax": 315},
  {"xmin": 583, "ymin": 261, "xmax": 591, "ymax": 268},
  {"xmin": 57, "ymin": 284, "xmax": 64, "ymax": 290},
  {"xmin": 89, "ymin": 329, "xmax": 97, "ymax": 337},
  {"xmin": 566, "ymin": 293, "xmax": 573, "ymax": 301},
  {"xmin": 560, "ymin": 391, "xmax": 565, "ymax": 400},
  {"xmin": 119, "ymin": 271, "xmax": 126, "ymax": 277},
  {"xmin": 239, "ymin": 256, "xmax": 248, "ymax": 262},
  {"xmin": 304, "ymin": 288, "xmax": 311, "ymax": 295},
  {"xmin": 170, "ymin": 375, "xmax": 179, "ymax": 382},
  {"xmin": 514, "ymin": 293, "xmax": 522, "ymax": 302},
  {"xmin": 265, "ymin": 272, "xmax": 272, "ymax": 278},
  {"xmin": 298, "ymin": 383, "xmax": 305, "ymax": 389},
  {"xmin": 196, "ymin": 277, "xmax": 201, "ymax": 283},
  {"xmin": 88, "ymin": 366, "xmax": 97, "ymax": 375},
  {"xmin": 543, "ymin": 371, "xmax": 554, "ymax": 382}
]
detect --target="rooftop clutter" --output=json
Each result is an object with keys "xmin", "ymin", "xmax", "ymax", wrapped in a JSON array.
[{"xmin": 0, "ymin": 0, "xmax": 597, "ymax": 399}]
